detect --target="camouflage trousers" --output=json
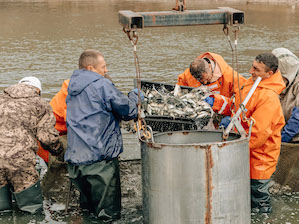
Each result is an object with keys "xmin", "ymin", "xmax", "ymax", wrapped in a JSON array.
[{"xmin": 0, "ymin": 150, "xmax": 39, "ymax": 192}]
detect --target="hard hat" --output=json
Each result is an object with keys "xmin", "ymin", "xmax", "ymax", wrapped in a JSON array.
[{"xmin": 19, "ymin": 76, "xmax": 42, "ymax": 92}]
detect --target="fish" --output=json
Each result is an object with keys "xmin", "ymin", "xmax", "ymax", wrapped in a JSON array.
[{"xmin": 141, "ymin": 84, "xmax": 215, "ymax": 129}]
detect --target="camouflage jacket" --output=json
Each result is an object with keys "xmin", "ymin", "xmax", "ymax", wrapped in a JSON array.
[{"xmin": 0, "ymin": 84, "xmax": 61, "ymax": 167}]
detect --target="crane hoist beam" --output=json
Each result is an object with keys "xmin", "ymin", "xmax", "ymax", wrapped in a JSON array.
[{"xmin": 119, "ymin": 7, "xmax": 244, "ymax": 31}]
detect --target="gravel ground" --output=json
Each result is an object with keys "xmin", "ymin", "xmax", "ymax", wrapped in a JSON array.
[
  {"xmin": 41, "ymin": 159, "xmax": 295, "ymax": 224},
  {"xmin": 42, "ymin": 160, "xmax": 143, "ymax": 223}
]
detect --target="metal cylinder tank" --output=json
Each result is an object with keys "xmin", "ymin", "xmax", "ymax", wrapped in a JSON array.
[{"xmin": 140, "ymin": 130, "xmax": 250, "ymax": 224}]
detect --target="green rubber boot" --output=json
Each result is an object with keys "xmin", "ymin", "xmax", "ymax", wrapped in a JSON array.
[
  {"xmin": 13, "ymin": 181, "xmax": 43, "ymax": 214},
  {"xmin": 0, "ymin": 185, "xmax": 12, "ymax": 212}
]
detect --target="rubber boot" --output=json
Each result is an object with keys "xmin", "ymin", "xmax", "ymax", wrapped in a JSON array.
[
  {"xmin": 0, "ymin": 185, "xmax": 12, "ymax": 212},
  {"xmin": 251, "ymin": 179, "xmax": 272, "ymax": 214},
  {"xmin": 13, "ymin": 181, "xmax": 43, "ymax": 214}
]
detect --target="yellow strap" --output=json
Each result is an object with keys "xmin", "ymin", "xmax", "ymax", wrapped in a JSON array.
[
  {"xmin": 143, "ymin": 130, "xmax": 152, "ymax": 139},
  {"xmin": 135, "ymin": 119, "xmax": 152, "ymax": 140},
  {"xmin": 250, "ymin": 117, "xmax": 256, "ymax": 126}
]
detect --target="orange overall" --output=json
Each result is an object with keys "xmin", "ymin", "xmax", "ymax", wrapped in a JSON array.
[
  {"xmin": 37, "ymin": 79, "xmax": 69, "ymax": 162},
  {"xmin": 212, "ymin": 71, "xmax": 285, "ymax": 179},
  {"xmin": 177, "ymin": 52, "xmax": 246, "ymax": 98}
]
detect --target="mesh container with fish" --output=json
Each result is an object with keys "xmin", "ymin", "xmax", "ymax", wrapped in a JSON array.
[{"xmin": 134, "ymin": 79, "xmax": 215, "ymax": 132}]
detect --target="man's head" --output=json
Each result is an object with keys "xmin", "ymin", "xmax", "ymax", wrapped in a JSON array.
[
  {"xmin": 19, "ymin": 76, "xmax": 42, "ymax": 94},
  {"xmin": 249, "ymin": 53, "xmax": 278, "ymax": 81},
  {"xmin": 79, "ymin": 49, "xmax": 108, "ymax": 77},
  {"xmin": 189, "ymin": 59, "xmax": 212, "ymax": 85}
]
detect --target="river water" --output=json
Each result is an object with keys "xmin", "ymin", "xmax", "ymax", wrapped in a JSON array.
[{"xmin": 0, "ymin": 0, "xmax": 298, "ymax": 223}]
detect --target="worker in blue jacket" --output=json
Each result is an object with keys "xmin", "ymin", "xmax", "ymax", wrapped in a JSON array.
[
  {"xmin": 272, "ymin": 48, "xmax": 299, "ymax": 143},
  {"xmin": 65, "ymin": 49, "xmax": 141, "ymax": 222}
]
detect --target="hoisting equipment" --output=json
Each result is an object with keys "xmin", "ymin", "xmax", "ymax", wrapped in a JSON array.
[{"xmin": 119, "ymin": 1, "xmax": 258, "ymax": 141}]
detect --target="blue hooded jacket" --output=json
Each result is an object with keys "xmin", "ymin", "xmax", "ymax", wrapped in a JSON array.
[{"xmin": 64, "ymin": 69, "xmax": 138, "ymax": 165}]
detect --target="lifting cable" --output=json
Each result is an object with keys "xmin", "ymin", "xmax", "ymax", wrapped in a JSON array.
[
  {"xmin": 232, "ymin": 26, "xmax": 243, "ymax": 105},
  {"xmin": 123, "ymin": 28, "xmax": 152, "ymax": 141},
  {"xmin": 223, "ymin": 24, "xmax": 237, "ymax": 113},
  {"xmin": 223, "ymin": 24, "xmax": 256, "ymax": 131}
]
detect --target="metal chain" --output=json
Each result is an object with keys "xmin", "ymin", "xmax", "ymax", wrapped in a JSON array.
[
  {"xmin": 223, "ymin": 24, "xmax": 236, "ymax": 113},
  {"xmin": 232, "ymin": 26, "xmax": 252, "ymax": 125},
  {"xmin": 232, "ymin": 26, "xmax": 243, "ymax": 105},
  {"xmin": 224, "ymin": 25, "xmax": 256, "ymax": 130},
  {"xmin": 123, "ymin": 28, "xmax": 152, "ymax": 140},
  {"xmin": 134, "ymin": 119, "xmax": 152, "ymax": 140}
]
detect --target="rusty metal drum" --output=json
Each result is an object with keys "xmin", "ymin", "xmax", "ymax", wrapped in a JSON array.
[{"xmin": 140, "ymin": 130, "xmax": 250, "ymax": 224}]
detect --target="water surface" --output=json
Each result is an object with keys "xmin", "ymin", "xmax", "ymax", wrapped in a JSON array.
[
  {"xmin": 0, "ymin": 0, "xmax": 298, "ymax": 223},
  {"xmin": 0, "ymin": 0, "xmax": 298, "ymax": 101}
]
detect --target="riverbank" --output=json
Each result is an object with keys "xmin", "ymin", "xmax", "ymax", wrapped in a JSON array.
[
  {"xmin": 1, "ymin": 156, "xmax": 297, "ymax": 223},
  {"xmin": 39, "ymin": 158, "xmax": 298, "ymax": 224},
  {"xmin": 41, "ymin": 160, "xmax": 143, "ymax": 223}
]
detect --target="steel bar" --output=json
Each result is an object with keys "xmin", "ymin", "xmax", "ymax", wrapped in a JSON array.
[
  {"xmin": 119, "ymin": 11, "xmax": 143, "ymax": 30},
  {"xmin": 119, "ymin": 7, "xmax": 244, "ymax": 30}
]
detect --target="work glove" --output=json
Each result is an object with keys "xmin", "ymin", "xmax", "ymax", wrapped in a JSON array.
[
  {"xmin": 219, "ymin": 116, "xmax": 231, "ymax": 129},
  {"xmin": 204, "ymin": 96, "xmax": 214, "ymax": 107},
  {"xmin": 132, "ymin": 88, "xmax": 145, "ymax": 102}
]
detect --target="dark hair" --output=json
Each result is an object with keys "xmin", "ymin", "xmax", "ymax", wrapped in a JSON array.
[
  {"xmin": 189, "ymin": 59, "xmax": 209, "ymax": 81},
  {"xmin": 255, "ymin": 53, "xmax": 278, "ymax": 73},
  {"xmin": 79, "ymin": 49, "xmax": 103, "ymax": 69}
]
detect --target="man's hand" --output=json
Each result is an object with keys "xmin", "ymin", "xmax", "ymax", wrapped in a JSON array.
[
  {"xmin": 41, "ymin": 141, "xmax": 64, "ymax": 156},
  {"xmin": 132, "ymin": 88, "xmax": 145, "ymax": 102},
  {"xmin": 219, "ymin": 116, "xmax": 231, "ymax": 129},
  {"xmin": 204, "ymin": 97, "xmax": 214, "ymax": 107}
]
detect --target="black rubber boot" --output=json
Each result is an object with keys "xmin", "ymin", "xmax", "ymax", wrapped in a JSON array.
[
  {"xmin": 0, "ymin": 185, "xmax": 12, "ymax": 212},
  {"xmin": 259, "ymin": 205, "xmax": 272, "ymax": 214},
  {"xmin": 13, "ymin": 181, "xmax": 43, "ymax": 214},
  {"xmin": 251, "ymin": 179, "xmax": 272, "ymax": 214},
  {"xmin": 68, "ymin": 158, "xmax": 121, "ymax": 222}
]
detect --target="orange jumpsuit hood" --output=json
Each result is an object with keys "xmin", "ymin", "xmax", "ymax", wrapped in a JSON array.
[
  {"xmin": 197, "ymin": 52, "xmax": 229, "ymax": 71},
  {"xmin": 244, "ymin": 70, "xmax": 286, "ymax": 95},
  {"xmin": 177, "ymin": 52, "xmax": 245, "ymax": 98}
]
